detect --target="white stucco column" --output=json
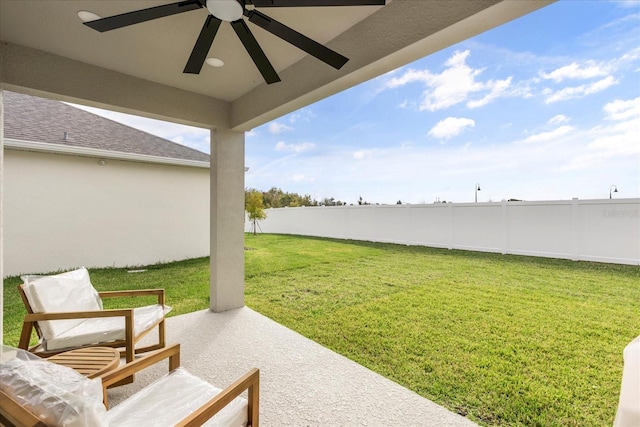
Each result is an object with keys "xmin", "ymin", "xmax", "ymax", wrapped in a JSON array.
[
  {"xmin": 210, "ymin": 128, "xmax": 245, "ymax": 312},
  {"xmin": 1, "ymin": 89, "xmax": 4, "ymax": 344}
]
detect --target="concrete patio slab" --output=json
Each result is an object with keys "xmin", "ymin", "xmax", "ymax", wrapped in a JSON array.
[{"xmin": 107, "ymin": 307, "xmax": 478, "ymax": 426}]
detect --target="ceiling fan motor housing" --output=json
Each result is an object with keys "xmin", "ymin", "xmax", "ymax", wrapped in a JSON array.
[{"xmin": 206, "ymin": 0, "xmax": 244, "ymax": 22}]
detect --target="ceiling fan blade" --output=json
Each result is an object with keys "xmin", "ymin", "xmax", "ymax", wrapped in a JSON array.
[
  {"xmin": 248, "ymin": 0, "xmax": 386, "ymax": 6},
  {"xmin": 245, "ymin": 9, "xmax": 348, "ymax": 70},
  {"xmin": 231, "ymin": 20, "xmax": 281, "ymax": 84},
  {"xmin": 84, "ymin": 0, "xmax": 203, "ymax": 32},
  {"xmin": 184, "ymin": 15, "xmax": 222, "ymax": 74}
]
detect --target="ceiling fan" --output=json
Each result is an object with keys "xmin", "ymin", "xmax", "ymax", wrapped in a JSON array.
[{"xmin": 83, "ymin": 0, "xmax": 386, "ymax": 84}]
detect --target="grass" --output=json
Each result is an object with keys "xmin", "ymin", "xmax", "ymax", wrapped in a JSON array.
[
  {"xmin": 3, "ymin": 233, "xmax": 639, "ymax": 426},
  {"xmin": 244, "ymin": 235, "xmax": 639, "ymax": 427}
]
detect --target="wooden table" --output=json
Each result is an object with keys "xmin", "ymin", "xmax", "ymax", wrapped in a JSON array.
[{"xmin": 47, "ymin": 347, "xmax": 121, "ymax": 378}]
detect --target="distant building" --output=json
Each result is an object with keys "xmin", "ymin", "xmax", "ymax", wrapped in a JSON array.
[{"xmin": 3, "ymin": 91, "xmax": 211, "ymax": 276}]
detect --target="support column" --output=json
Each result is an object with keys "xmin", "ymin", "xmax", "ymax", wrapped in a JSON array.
[
  {"xmin": 0, "ymin": 89, "xmax": 4, "ymax": 344},
  {"xmin": 210, "ymin": 128, "xmax": 245, "ymax": 312}
]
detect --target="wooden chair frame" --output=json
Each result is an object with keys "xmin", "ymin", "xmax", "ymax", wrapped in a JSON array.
[
  {"xmin": 18, "ymin": 285, "xmax": 167, "ymax": 368},
  {"xmin": 0, "ymin": 344, "xmax": 260, "ymax": 427}
]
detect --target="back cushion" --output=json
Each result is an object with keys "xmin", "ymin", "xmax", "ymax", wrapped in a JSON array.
[
  {"xmin": 0, "ymin": 346, "xmax": 108, "ymax": 427},
  {"xmin": 22, "ymin": 267, "xmax": 102, "ymax": 341}
]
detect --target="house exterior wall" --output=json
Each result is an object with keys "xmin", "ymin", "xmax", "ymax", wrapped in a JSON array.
[
  {"xmin": 4, "ymin": 148, "xmax": 209, "ymax": 277},
  {"xmin": 247, "ymin": 199, "xmax": 640, "ymax": 265}
]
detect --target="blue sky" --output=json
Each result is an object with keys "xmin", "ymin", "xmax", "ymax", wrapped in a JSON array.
[{"xmin": 74, "ymin": 0, "xmax": 640, "ymax": 204}]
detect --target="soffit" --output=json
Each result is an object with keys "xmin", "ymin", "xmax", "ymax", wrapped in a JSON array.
[{"xmin": 0, "ymin": 1, "xmax": 381, "ymax": 102}]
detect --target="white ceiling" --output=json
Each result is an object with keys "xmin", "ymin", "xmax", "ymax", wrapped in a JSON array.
[{"xmin": 0, "ymin": 1, "xmax": 554, "ymax": 130}]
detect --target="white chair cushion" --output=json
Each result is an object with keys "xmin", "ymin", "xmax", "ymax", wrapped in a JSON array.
[
  {"xmin": 614, "ymin": 334, "xmax": 640, "ymax": 427},
  {"xmin": 0, "ymin": 345, "xmax": 108, "ymax": 427},
  {"xmin": 22, "ymin": 267, "xmax": 102, "ymax": 340},
  {"xmin": 45, "ymin": 304, "xmax": 171, "ymax": 351},
  {"xmin": 106, "ymin": 368, "xmax": 248, "ymax": 427}
]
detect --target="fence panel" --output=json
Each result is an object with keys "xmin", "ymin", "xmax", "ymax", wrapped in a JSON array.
[{"xmin": 246, "ymin": 199, "xmax": 639, "ymax": 265}]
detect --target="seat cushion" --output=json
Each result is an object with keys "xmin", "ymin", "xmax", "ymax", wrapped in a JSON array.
[
  {"xmin": 106, "ymin": 368, "xmax": 248, "ymax": 427},
  {"xmin": 0, "ymin": 345, "xmax": 107, "ymax": 427},
  {"xmin": 21, "ymin": 267, "xmax": 102, "ymax": 341},
  {"xmin": 45, "ymin": 304, "xmax": 171, "ymax": 351}
]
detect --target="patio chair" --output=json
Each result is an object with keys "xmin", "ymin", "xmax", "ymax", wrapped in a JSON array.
[
  {"xmin": 18, "ymin": 267, "xmax": 171, "ymax": 368},
  {"xmin": 614, "ymin": 334, "xmax": 640, "ymax": 427},
  {"xmin": 0, "ymin": 343, "xmax": 260, "ymax": 427}
]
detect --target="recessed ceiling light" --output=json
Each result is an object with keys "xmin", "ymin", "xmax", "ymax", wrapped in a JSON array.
[
  {"xmin": 206, "ymin": 58, "xmax": 225, "ymax": 68},
  {"xmin": 78, "ymin": 10, "xmax": 101, "ymax": 22}
]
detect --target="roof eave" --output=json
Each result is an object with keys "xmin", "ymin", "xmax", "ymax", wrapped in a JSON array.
[{"xmin": 4, "ymin": 138, "xmax": 210, "ymax": 169}]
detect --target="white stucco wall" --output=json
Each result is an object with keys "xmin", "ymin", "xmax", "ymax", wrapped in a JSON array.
[
  {"xmin": 3, "ymin": 148, "xmax": 210, "ymax": 277},
  {"xmin": 247, "ymin": 199, "xmax": 640, "ymax": 265}
]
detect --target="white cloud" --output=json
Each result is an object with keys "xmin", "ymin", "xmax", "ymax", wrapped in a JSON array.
[
  {"xmin": 544, "ymin": 76, "xmax": 618, "ymax": 103},
  {"xmin": 288, "ymin": 108, "xmax": 315, "ymax": 124},
  {"xmin": 428, "ymin": 117, "xmax": 475, "ymax": 140},
  {"xmin": 268, "ymin": 122, "xmax": 294, "ymax": 134},
  {"xmin": 353, "ymin": 150, "xmax": 366, "ymax": 160},
  {"xmin": 613, "ymin": 1, "xmax": 640, "ymax": 8},
  {"xmin": 549, "ymin": 114, "xmax": 570, "ymax": 125},
  {"xmin": 561, "ymin": 119, "xmax": 640, "ymax": 170},
  {"xmin": 353, "ymin": 149, "xmax": 382, "ymax": 160},
  {"xmin": 540, "ymin": 61, "xmax": 611, "ymax": 82},
  {"xmin": 275, "ymin": 141, "xmax": 315, "ymax": 153},
  {"xmin": 246, "ymin": 129, "xmax": 259, "ymax": 137},
  {"xmin": 521, "ymin": 125, "xmax": 575, "ymax": 144},
  {"xmin": 620, "ymin": 46, "xmax": 640, "ymax": 62},
  {"xmin": 467, "ymin": 77, "xmax": 512, "ymax": 108},
  {"xmin": 290, "ymin": 174, "xmax": 315, "ymax": 182},
  {"xmin": 384, "ymin": 50, "xmax": 512, "ymax": 112},
  {"xmin": 603, "ymin": 96, "xmax": 640, "ymax": 120}
]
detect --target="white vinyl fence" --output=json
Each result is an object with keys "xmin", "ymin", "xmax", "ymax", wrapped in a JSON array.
[{"xmin": 246, "ymin": 199, "xmax": 640, "ymax": 265}]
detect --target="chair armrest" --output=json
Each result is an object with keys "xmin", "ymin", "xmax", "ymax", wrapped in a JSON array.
[
  {"xmin": 0, "ymin": 389, "xmax": 46, "ymax": 427},
  {"xmin": 20, "ymin": 309, "xmax": 135, "ymax": 354},
  {"xmin": 24, "ymin": 308, "xmax": 133, "ymax": 322},
  {"xmin": 99, "ymin": 289, "xmax": 165, "ymax": 305},
  {"xmin": 100, "ymin": 343, "xmax": 181, "ymax": 394},
  {"xmin": 176, "ymin": 368, "xmax": 260, "ymax": 427}
]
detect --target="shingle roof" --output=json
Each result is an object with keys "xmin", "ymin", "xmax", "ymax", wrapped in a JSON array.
[{"xmin": 3, "ymin": 91, "xmax": 210, "ymax": 163}]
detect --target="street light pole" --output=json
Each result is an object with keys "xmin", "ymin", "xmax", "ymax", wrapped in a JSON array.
[
  {"xmin": 610, "ymin": 185, "xmax": 618, "ymax": 199},
  {"xmin": 475, "ymin": 183, "xmax": 481, "ymax": 203}
]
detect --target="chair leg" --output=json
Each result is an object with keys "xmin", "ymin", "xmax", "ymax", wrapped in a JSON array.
[
  {"xmin": 18, "ymin": 322, "xmax": 34, "ymax": 350},
  {"xmin": 109, "ymin": 314, "xmax": 136, "ymax": 387},
  {"xmin": 248, "ymin": 378, "xmax": 260, "ymax": 427},
  {"xmin": 159, "ymin": 319, "xmax": 166, "ymax": 349}
]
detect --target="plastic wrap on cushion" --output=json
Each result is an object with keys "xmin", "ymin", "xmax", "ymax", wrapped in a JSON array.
[
  {"xmin": 44, "ymin": 304, "xmax": 171, "ymax": 351},
  {"xmin": 614, "ymin": 335, "xmax": 640, "ymax": 427},
  {"xmin": 107, "ymin": 367, "xmax": 248, "ymax": 427},
  {"xmin": 21, "ymin": 267, "xmax": 102, "ymax": 341},
  {"xmin": 132, "ymin": 304, "xmax": 171, "ymax": 335},
  {"xmin": 0, "ymin": 345, "xmax": 107, "ymax": 427}
]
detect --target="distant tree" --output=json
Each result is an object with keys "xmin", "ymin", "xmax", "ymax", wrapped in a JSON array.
[
  {"xmin": 259, "ymin": 187, "xmax": 319, "ymax": 208},
  {"xmin": 358, "ymin": 196, "xmax": 371, "ymax": 205},
  {"xmin": 296, "ymin": 194, "xmax": 317, "ymax": 206},
  {"xmin": 245, "ymin": 189, "xmax": 267, "ymax": 235},
  {"xmin": 262, "ymin": 187, "xmax": 282, "ymax": 208},
  {"xmin": 396, "ymin": 200, "xmax": 402, "ymax": 205}
]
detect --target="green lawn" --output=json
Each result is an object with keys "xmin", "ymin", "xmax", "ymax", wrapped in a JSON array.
[{"xmin": 3, "ymin": 234, "xmax": 639, "ymax": 426}]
